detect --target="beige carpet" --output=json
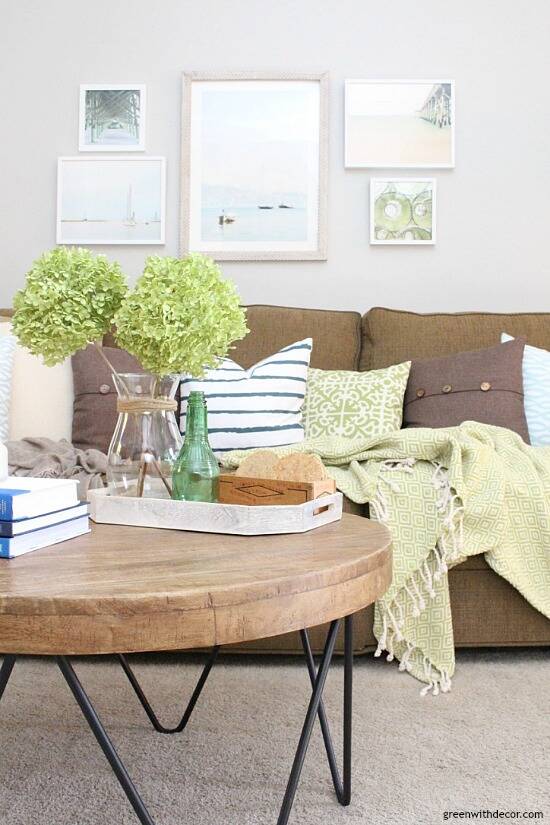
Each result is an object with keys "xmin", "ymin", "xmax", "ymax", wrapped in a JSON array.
[{"xmin": 0, "ymin": 649, "xmax": 548, "ymax": 824}]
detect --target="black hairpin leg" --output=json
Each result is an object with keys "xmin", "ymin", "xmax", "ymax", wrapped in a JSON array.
[
  {"xmin": 0, "ymin": 654, "xmax": 16, "ymax": 702},
  {"xmin": 277, "ymin": 615, "xmax": 352, "ymax": 825},
  {"xmin": 116, "ymin": 646, "xmax": 220, "ymax": 734},
  {"xmin": 57, "ymin": 656, "xmax": 156, "ymax": 825},
  {"xmin": 300, "ymin": 613, "xmax": 353, "ymax": 806},
  {"xmin": 0, "ymin": 617, "xmax": 353, "ymax": 825}
]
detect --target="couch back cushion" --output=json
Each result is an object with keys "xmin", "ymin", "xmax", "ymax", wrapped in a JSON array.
[
  {"xmin": 361, "ymin": 308, "xmax": 550, "ymax": 371},
  {"xmin": 72, "ymin": 344, "xmax": 145, "ymax": 454},
  {"xmin": 231, "ymin": 305, "xmax": 362, "ymax": 370}
]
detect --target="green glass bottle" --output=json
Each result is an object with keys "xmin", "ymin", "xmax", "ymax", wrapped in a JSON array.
[{"xmin": 172, "ymin": 391, "xmax": 219, "ymax": 502}]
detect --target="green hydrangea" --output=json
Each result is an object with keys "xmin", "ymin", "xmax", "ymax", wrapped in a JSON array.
[
  {"xmin": 13, "ymin": 247, "xmax": 127, "ymax": 366},
  {"xmin": 114, "ymin": 254, "xmax": 248, "ymax": 377}
]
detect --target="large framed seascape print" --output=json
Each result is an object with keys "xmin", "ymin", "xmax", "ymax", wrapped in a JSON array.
[
  {"xmin": 181, "ymin": 72, "xmax": 328, "ymax": 261},
  {"xmin": 345, "ymin": 80, "xmax": 454, "ymax": 168},
  {"xmin": 57, "ymin": 157, "xmax": 166, "ymax": 245},
  {"xmin": 370, "ymin": 178, "xmax": 436, "ymax": 245},
  {"xmin": 79, "ymin": 84, "xmax": 146, "ymax": 151}
]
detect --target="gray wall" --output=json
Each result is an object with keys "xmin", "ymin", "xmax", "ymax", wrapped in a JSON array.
[{"xmin": 2, "ymin": 0, "xmax": 549, "ymax": 312}]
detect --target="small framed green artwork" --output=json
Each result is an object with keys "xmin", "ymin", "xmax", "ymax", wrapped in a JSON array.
[{"xmin": 370, "ymin": 178, "xmax": 436, "ymax": 245}]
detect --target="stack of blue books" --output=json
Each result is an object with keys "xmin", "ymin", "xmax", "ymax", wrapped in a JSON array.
[{"xmin": 0, "ymin": 477, "xmax": 89, "ymax": 559}]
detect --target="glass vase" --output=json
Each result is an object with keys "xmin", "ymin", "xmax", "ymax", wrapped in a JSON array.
[
  {"xmin": 172, "ymin": 391, "xmax": 219, "ymax": 502},
  {"xmin": 107, "ymin": 373, "xmax": 183, "ymax": 498}
]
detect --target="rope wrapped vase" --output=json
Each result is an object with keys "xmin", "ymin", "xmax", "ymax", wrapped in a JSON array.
[
  {"xmin": 116, "ymin": 397, "xmax": 178, "ymax": 414},
  {"xmin": 107, "ymin": 374, "xmax": 183, "ymax": 499}
]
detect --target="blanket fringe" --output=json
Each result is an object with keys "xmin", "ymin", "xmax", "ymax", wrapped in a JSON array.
[{"xmin": 372, "ymin": 460, "xmax": 464, "ymax": 695}]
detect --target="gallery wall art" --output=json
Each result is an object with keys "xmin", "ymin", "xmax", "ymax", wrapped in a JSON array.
[
  {"xmin": 370, "ymin": 178, "xmax": 436, "ymax": 245},
  {"xmin": 59, "ymin": 74, "xmax": 451, "ymax": 253},
  {"xmin": 345, "ymin": 80, "xmax": 454, "ymax": 168},
  {"xmin": 79, "ymin": 84, "xmax": 146, "ymax": 151},
  {"xmin": 57, "ymin": 157, "xmax": 165, "ymax": 245},
  {"xmin": 180, "ymin": 72, "xmax": 328, "ymax": 261}
]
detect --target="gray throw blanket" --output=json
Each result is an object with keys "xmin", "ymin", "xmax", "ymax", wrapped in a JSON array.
[{"xmin": 7, "ymin": 437, "xmax": 107, "ymax": 499}]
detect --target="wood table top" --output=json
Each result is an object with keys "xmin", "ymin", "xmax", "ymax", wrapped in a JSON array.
[{"xmin": 0, "ymin": 515, "xmax": 392, "ymax": 656}]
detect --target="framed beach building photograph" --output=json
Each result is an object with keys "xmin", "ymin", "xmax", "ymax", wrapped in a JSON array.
[
  {"xmin": 57, "ymin": 157, "xmax": 165, "ymax": 244},
  {"xmin": 370, "ymin": 178, "xmax": 436, "ymax": 244},
  {"xmin": 79, "ymin": 84, "xmax": 146, "ymax": 151},
  {"xmin": 181, "ymin": 72, "xmax": 328, "ymax": 260},
  {"xmin": 345, "ymin": 80, "xmax": 454, "ymax": 168}
]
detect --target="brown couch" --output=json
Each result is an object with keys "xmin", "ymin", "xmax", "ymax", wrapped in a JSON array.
[
  {"xmin": 227, "ymin": 305, "xmax": 550, "ymax": 655},
  {"xmin": 3, "ymin": 303, "xmax": 550, "ymax": 655}
]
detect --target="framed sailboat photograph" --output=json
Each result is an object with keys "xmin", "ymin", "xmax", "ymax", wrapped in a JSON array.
[
  {"xmin": 181, "ymin": 72, "xmax": 328, "ymax": 261},
  {"xmin": 56, "ymin": 157, "xmax": 166, "ymax": 245}
]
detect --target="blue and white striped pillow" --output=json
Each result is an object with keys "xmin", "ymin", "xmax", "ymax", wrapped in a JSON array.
[{"xmin": 179, "ymin": 338, "xmax": 312, "ymax": 453}]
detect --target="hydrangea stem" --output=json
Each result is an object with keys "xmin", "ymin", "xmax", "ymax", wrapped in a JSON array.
[{"xmin": 91, "ymin": 341, "xmax": 130, "ymax": 397}]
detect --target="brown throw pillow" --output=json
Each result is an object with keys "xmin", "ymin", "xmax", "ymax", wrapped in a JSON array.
[
  {"xmin": 403, "ymin": 338, "xmax": 530, "ymax": 442},
  {"xmin": 72, "ymin": 345, "xmax": 145, "ymax": 454}
]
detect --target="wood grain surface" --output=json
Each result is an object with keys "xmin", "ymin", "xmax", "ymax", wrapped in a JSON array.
[
  {"xmin": 0, "ymin": 516, "xmax": 392, "ymax": 655},
  {"xmin": 218, "ymin": 474, "xmax": 336, "ymax": 506}
]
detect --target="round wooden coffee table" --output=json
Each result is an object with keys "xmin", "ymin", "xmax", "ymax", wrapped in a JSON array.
[{"xmin": 0, "ymin": 515, "xmax": 391, "ymax": 825}]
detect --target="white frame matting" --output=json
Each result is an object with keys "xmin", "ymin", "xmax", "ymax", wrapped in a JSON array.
[{"xmin": 180, "ymin": 72, "xmax": 329, "ymax": 261}]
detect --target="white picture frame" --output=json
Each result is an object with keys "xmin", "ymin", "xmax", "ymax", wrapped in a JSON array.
[
  {"xmin": 57, "ymin": 156, "xmax": 166, "ymax": 245},
  {"xmin": 180, "ymin": 72, "xmax": 329, "ymax": 261},
  {"xmin": 79, "ymin": 84, "xmax": 146, "ymax": 151},
  {"xmin": 345, "ymin": 79, "xmax": 455, "ymax": 168},
  {"xmin": 370, "ymin": 178, "xmax": 437, "ymax": 245}
]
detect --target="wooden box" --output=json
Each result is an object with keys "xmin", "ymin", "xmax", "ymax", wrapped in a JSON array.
[{"xmin": 219, "ymin": 474, "xmax": 337, "ymax": 507}]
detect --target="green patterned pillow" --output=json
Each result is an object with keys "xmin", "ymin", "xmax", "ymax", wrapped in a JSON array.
[{"xmin": 303, "ymin": 362, "xmax": 411, "ymax": 440}]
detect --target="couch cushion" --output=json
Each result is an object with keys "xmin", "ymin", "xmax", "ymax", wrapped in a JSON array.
[
  {"xmin": 502, "ymin": 332, "xmax": 550, "ymax": 446},
  {"xmin": 403, "ymin": 338, "xmax": 530, "ymax": 441},
  {"xmin": 72, "ymin": 345, "xmax": 144, "ymax": 454},
  {"xmin": 231, "ymin": 305, "xmax": 362, "ymax": 371},
  {"xmin": 449, "ymin": 556, "xmax": 550, "ymax": 646},
  {"xmin": 0, "ymin": 330, "xmax": 16, "ymax": 442},
  {"xmin": 180, "ymin": 338, "xmax": 312, "ymax": 454},
  {"xmin": 361, "ymin": 307, "xmax": 550, "ymax": 371},
  {"xmin": 1, "ymin": 321, "xmax": 73, "ymax": 442},
  {"xmin": 304, "ymin": 361, "xmax": 410, "ymax": 440},
  {"xmin": 342, "ymin": 496, "xmax": 364, "ymax": 516}
]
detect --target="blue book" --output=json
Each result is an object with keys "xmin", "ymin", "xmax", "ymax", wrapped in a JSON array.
[
  {"xmin": 0, "ymin": 503, "xmax": 89, "ymax": 537},
  {"xmin": 0, "ymin": 477, "xmax": 79, "ymax": 521},
  {"xmin": 0, "ymin": 515, "xmax": 90, "ymax": 559}
]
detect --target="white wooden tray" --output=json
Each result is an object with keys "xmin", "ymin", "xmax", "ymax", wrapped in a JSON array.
[{"xmin": 87, "ymin": 488, "xmax": 343, "ymax": 536}]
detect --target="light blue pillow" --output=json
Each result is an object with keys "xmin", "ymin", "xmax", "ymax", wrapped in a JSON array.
[
  {"xmin": 501, "ymin": 332, "xmax": 550, "ymax": 445},
  {"xmin": 0, "ymin": 333, "xmax": 17, "ymax": 442}
]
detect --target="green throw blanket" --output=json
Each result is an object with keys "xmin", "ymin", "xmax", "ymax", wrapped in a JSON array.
[{"xmin": 222, "ymin": 423, "xmax": 550, "ymax": 694}]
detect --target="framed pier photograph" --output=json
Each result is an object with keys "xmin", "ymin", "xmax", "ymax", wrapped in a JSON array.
[
  {"xmin": 345, "ymin": 80, "xmax": 455, "ymax": 168},
  {"xmin": 79, "ymin": 84, "xmax": 146, "ymax": 151},
  {"xmin": 181, "ymin": 72, "xmax": 328, "ymax": 261}
]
